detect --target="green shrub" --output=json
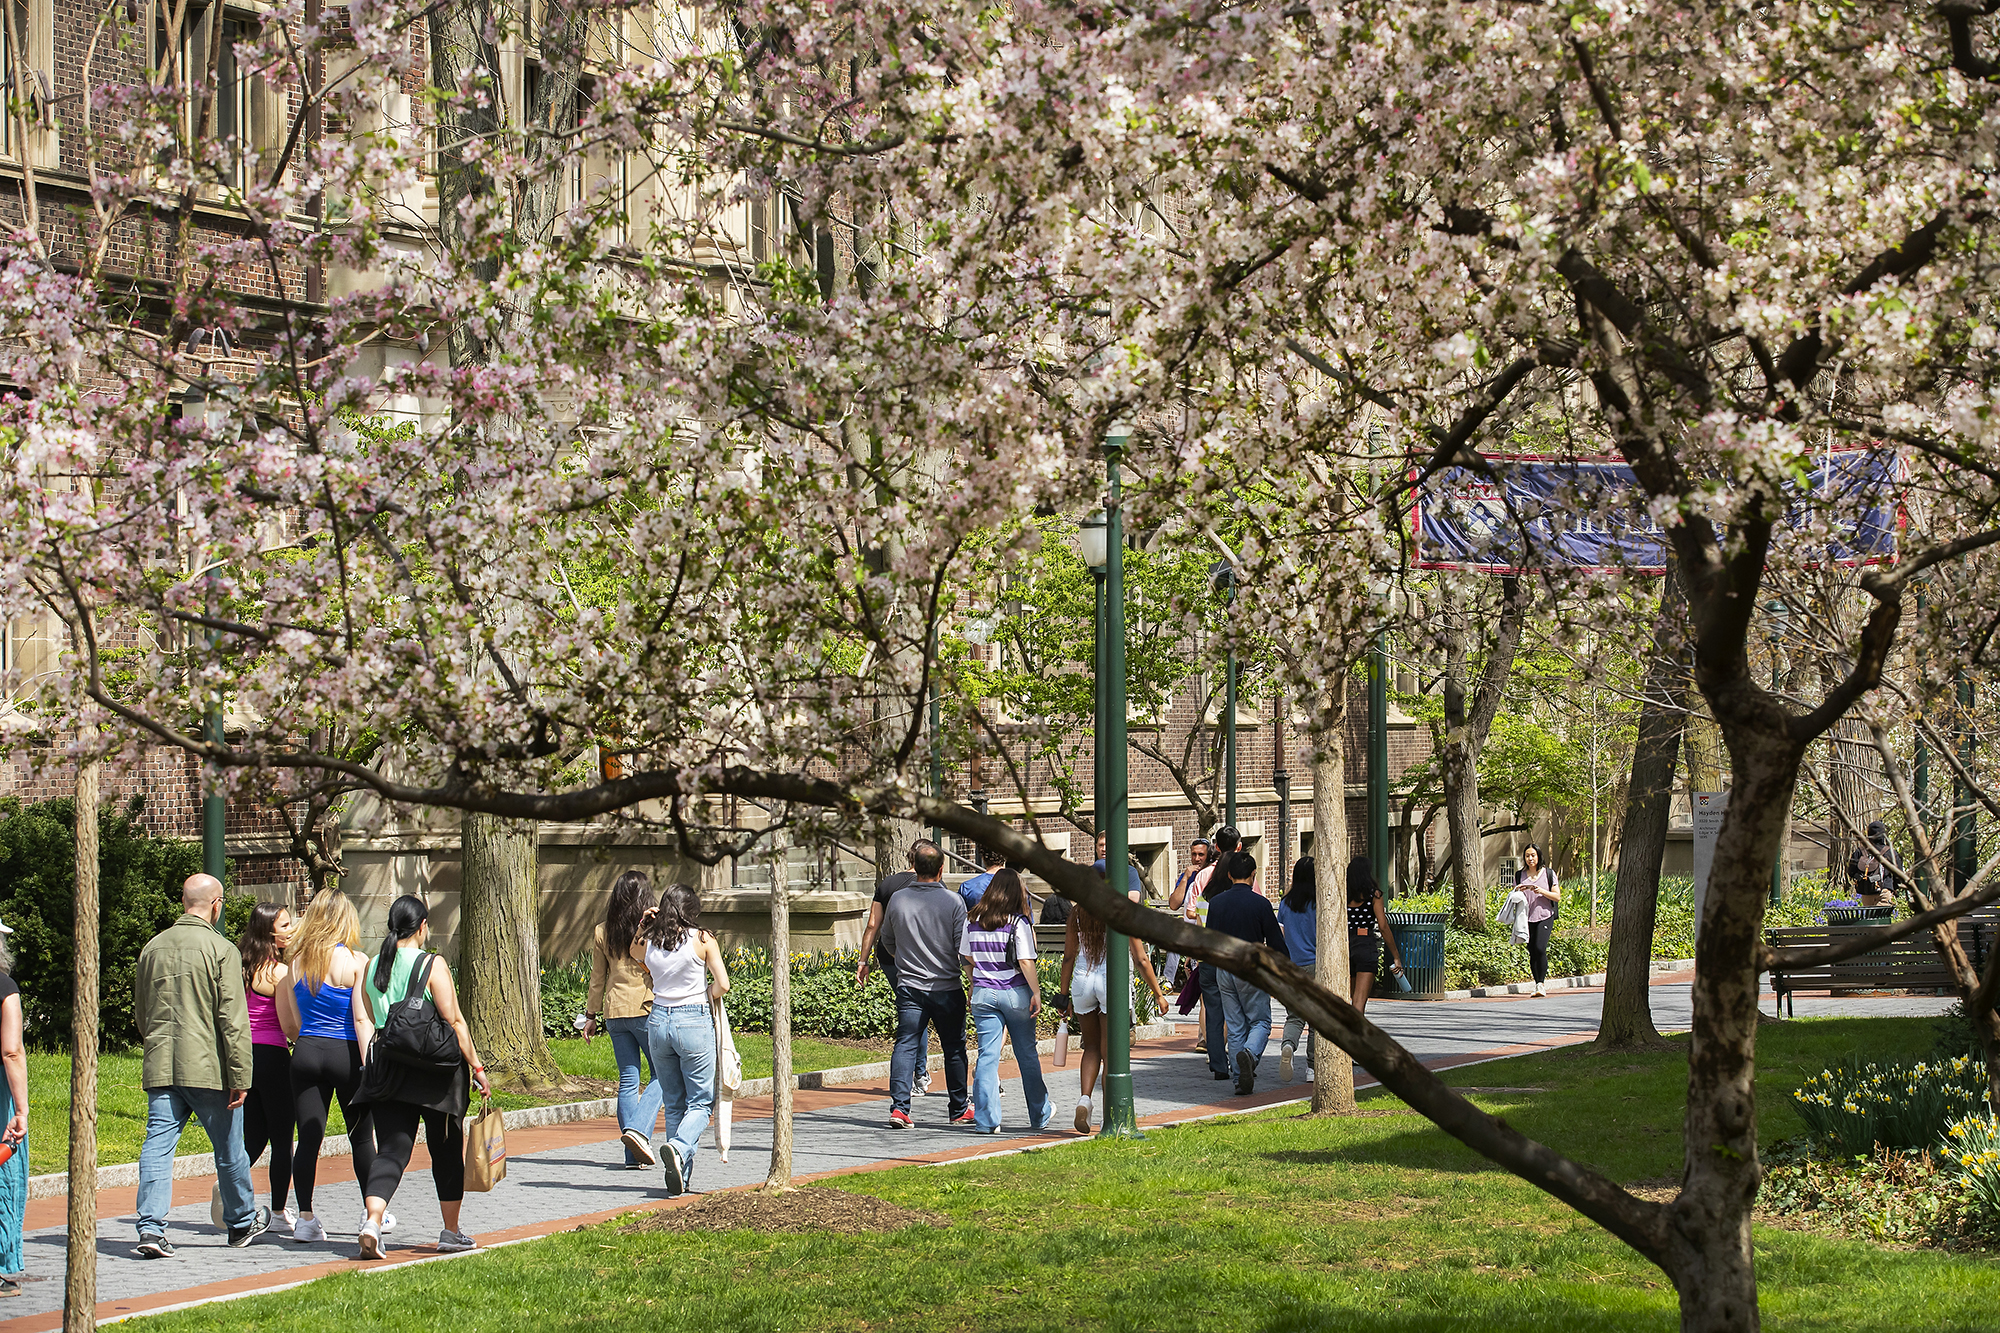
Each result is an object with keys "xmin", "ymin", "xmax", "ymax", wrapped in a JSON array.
[
  {"xmin": 539, "ymin": 952, "xmax": 592, "ymax": 1038},
  {"xmin": 0, "ymin": 796, "xmax": 208, "ymax": 1050},
  {"xmin": 1794, "ymin": 1056, "xmax": 1987, "ymax": 1157}
]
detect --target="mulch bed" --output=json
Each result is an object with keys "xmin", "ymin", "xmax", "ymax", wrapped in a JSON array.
[{"xmin": 621, "ymin": 1187, "xmax": 951, "ymax": 1236}]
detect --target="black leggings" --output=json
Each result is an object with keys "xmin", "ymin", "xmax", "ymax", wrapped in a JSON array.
[
  {"xmin": 1527, "ymin": 916, "xmax": 1555, "ymax": 984},
  {"xmin": 291, "ymin": 1035, "xmax": 374, "ymax": 1214},
  {"xmin": 366, "ymin": 1101, "xmax": 465, "ymax": 1205},
  {"xmin": 242, "ymin": 1043, "xmax": 295, "ymax": 1210}
]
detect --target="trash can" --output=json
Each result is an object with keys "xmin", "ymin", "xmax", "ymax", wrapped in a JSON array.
[{"xmin": 1385, "ymin": 911, "xmax": 1448, "ymax": 1000}]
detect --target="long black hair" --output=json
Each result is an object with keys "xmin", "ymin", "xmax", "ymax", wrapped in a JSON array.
[
  {"xmin": 240, "ymin": 903, "xmax": 288, "ymax": 986},
  {"xmin": 605, "ymin": 869, "xmax": 655, "ymax": 955},
  {"xmin": 373, "ymin": 894, "xmax": 429, "ymax": 993},
  {"xmin": 641, "ymin": 883, "xmax": 703, "ymax": 952},
  {"xmin": 1285, "ymin": 856, "xmax": 1315, "ymax": 913},
  {"xmin": 1345, "ymin": 855, "xmax": 1378, "ymax": 905},
  {"xmin": 1517, "ymin": 844, "xmax": 1550, "ymax": 884}
]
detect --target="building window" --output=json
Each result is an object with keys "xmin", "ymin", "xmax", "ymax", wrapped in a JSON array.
[
  {"xmin": 165, "ymin": 5, "xmax": 274, "ymax": 194},
  {"xmin": 0, "ymin": 0, "xmax": 54, "ymax": 164}
]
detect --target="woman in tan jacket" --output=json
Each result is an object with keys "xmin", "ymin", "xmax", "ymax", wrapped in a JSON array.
[{"xmin": 584, "ymin": 870, "xmax": 662, "ymax": 1166}]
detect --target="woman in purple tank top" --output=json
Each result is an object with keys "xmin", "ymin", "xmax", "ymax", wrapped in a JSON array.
[{"xmin": 236, "ymin": 906, "xmax": 297, "ymax": 1231}]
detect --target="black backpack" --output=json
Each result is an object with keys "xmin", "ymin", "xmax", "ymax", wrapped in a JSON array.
[{"xmin": 372, "ymin": 954, "xmax": 460, "ymax": 1069}]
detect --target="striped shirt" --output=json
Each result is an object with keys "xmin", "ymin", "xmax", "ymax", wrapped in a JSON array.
[{"xmin": 959, "ymin": 916, "xmax": 1035, "ymax": 991}]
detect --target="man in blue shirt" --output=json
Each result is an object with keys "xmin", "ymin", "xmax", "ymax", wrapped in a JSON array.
[
  {"xmin": 958, "ymin": 846, "xmax": 1007, "ymax": 911},
  {"xmin": 1091, "ymin": 830, "xmax": 1146, "ymax": 901},
  {"xmin": 1205, "ymin": 850, "xmax": 1287, "ymax": 1095}
]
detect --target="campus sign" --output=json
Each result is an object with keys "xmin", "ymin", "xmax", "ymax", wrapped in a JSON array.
[{"xmin": 1413, "ymin": 449, "xmax": 1901, "ymax": 573}]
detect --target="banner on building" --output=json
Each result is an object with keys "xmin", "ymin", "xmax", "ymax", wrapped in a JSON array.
[{"xmin": 1413, "ymin": 449, "xmax": 1900, "ymax": 573}]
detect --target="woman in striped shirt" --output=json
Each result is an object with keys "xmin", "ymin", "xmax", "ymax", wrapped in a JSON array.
[{"xmin": 959, "ymin": 870, "xmax": 1051, "ymax": 1134}]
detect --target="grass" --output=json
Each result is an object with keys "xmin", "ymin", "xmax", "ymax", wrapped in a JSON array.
[
  {"xmin": 130, "ymin": 1014, "xmax": 2000, "ymax": 1333},
  {"xmin": 22, "ymin": 1033, "xmax": 890, "ymax": 1171}
]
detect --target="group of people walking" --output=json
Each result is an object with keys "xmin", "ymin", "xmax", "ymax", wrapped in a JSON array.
[
  {"xmin": 132, "ymin": 868, "xmax": 734, "ymax": 1262},
  {"xmin": 109, "ymin": 830, "xmax": 1574, "ymax": 1266},
  {"xmin": 132, "ymin": 875, "xmax": 491, "ymax": 1260}
]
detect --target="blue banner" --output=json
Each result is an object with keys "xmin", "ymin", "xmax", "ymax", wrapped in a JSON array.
[{"xmin": 1414, "ymin": 451, "xmax": 1900, "ymax": 573}]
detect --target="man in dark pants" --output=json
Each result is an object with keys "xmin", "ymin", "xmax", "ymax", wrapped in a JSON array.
[
  {"xmin": 883, "ymin": 841, "xmax": 973, "ymax": 1128},
  {"xmin": 1194, "ymin": 826, "xmax": 1242, "ymax": 1080}
]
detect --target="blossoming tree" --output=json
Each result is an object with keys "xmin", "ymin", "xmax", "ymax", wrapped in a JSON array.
[{"xmin": 12, "ymin": 0, "xmax": 2000, "ymax": 1328}]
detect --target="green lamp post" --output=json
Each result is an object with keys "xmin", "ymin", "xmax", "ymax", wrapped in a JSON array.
[{"xmin": 1078, "ymin": 428, "xmax": 1141, "ymax": 1139}]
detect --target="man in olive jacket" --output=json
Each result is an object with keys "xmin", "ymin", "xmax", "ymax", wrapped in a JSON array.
[{"xmin": 130, "ymin": 873, "xmax": 269, "ymax": 1256}]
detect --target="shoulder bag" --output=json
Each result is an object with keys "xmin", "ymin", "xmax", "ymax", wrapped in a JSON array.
[{"xmin": 374, "ymin": 954, "xmax": 462, "ymax": 1069}]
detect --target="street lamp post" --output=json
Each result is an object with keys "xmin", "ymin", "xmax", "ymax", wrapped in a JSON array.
[
  {"xmin": 1367, "ymin": 634, "xmax": 1389, "ymax": 885},
  {"xmin": 1077, "ymin": 430, "xmax": 1141, "ymax": 1139},
  {"xmin": 1209, "ymin": 561, "xmax": 1237, "ymax": 827},
  {"xmin": 183, "ymin": 341, "xmax": 234, "ymax": 885}
]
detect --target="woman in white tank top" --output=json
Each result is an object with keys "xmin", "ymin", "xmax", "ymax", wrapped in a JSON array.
[{"xmin": 626, "ymin": 884, "xmax": 730, "ymax": 1197}]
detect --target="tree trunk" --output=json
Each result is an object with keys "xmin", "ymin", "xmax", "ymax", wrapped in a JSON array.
[
  {"xmin": 1442, "ymin": 740, "xmax": 1487, "ymax": 931},
  {"xmin": 1683, "ymin": 711, "xmax": 1724, "ymax": 796},
  {"xmin": 1311, "ymin": 690, "xmax": 1355, "ymax": 1114},
  {"xmin": 1439, "ymin": 575, "xmax": 1527, "ymax": 932},
  {"xmin": 63, "ymin": 757, "xmax": 99, "ymax": 1333},
  {"xmin": 1675, "ymin": 718, "xmax": 1796, "ymax": 1333},
  {"xmin": 459, "ymin": 812, "xmax": 561, "ymax": 1089},
  {"xmin": 1596, "ymin": 563, "xmax": 1688, "ymax": 1050},
  {"xmin": 765, "ymin": 835, "xmax": 795, "ymax": 1191}
]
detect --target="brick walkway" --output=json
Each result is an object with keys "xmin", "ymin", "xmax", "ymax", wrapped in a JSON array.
[{"xmin": 0, "ymin": 980, "xmax": 1949, "ymax": 1331}]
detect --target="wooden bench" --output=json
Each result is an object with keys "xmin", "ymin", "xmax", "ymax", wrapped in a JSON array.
[{"xmin": 1765, "ymin": 923, "xmax": 1983, "ymax": 1016}]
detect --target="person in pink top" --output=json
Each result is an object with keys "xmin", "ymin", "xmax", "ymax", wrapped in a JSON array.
[
  {"xmin": 1516, "ymin": 844, "xmax": 1561, "ymax": 998},
  {"xmin": 235, "ymin": 905, "xmax": 299, "ymax": 1230}
]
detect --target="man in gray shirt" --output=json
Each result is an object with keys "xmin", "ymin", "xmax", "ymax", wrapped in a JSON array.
[{"xmin": 883, "ymin": 841, "xmax": 972, "ymax": 1128}]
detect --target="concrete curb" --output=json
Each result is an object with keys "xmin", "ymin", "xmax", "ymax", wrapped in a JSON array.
[
  {"xmin": 1443, "ymin": 957, "xmax": 1695, "ymax": 1001},
  {"xmin": 26, "ymin": 1021, "xmax": 1181, "ymax": 1201}
]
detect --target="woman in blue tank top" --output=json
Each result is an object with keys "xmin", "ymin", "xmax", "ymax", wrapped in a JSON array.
[{"xmin": 275, "ymin": 892, "xmax": 378, "ymax": 1245}]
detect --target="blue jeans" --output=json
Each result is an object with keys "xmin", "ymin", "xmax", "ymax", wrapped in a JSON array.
[
  {"xmin": 137, "ymin": 1087, "xmax": 255, "ymax": 1237},
  {"xmin": 645, "ymin": 1003, "xmax": 715, "ymax": 1192},
  {"xmin": 1215, "ymin": 970, "xmax": 1273, "ymax": 1073},
  {"xmin": 971, "ymin": 986, "xmax": 1050, "ymax": 1131},
  {"xmin": 889, "ymin": 986, "xmax": 968, "ymax": 1117},
  {"xmin": 1199, "ymin": 964, "xmax": 1228, "ymax": 1075},
  {"xmin": 606, "ymin": 1014, "xmax": 664, "ymax": 1164}
]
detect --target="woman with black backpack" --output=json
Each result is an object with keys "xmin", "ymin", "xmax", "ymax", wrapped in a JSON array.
[{"xmin": 351, "ymin": 895, "xmax": 489, "ymax": 1259}]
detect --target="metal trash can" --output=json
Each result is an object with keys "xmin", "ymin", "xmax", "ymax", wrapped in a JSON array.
[{"xmin": 1386, "ymin": 911, "xmax": 1448, "ymax": 1000}]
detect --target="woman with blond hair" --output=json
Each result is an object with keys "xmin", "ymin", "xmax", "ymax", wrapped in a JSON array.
[{"xmin": 276, "ymin": 891, "xmax": 378, "ymax": 1244}]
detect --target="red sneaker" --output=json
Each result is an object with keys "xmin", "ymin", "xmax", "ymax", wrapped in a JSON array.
[
  {"xmin": 889, "ymin": 1109, "xmax": 914, "ymax": 1129},
  {"xmin": 951, "ymin": 1106, "xmax": 978, "ymax": 1125}
]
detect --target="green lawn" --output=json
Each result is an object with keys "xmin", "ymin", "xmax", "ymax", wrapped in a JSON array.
[
  {"xmin": 22, "ymin": 1033, "xmax": 887, "ymax": 1171},
  {"xmin": 130, "ymin": 1015, "xmax": 2000, "ymax": 1332}
]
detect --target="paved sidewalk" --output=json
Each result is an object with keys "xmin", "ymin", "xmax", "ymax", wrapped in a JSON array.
[{"xmin": 0, "ymin": 979, "xmax": 1950, "ymax": 1331}]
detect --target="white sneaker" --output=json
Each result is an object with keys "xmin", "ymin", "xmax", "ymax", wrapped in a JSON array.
[
  {"xmin": 1279, "ymin": 1044, "xmax": 1295, "ymax": 1082},
  {"xmin": 291, "ymin": 1215, "xmax": 326, "ymax": 1244},
  {"xmin": 437, "ymin": 1229, "xmax": 477, "ymax": 1252},
  {"xmin": 357, "ymin": 1219, "xmax": 383, "ymax": 1260},
  {"xmin": 1304, "ymin": 1066, "xmax": 1315, "ymax": 1083},
  {"xmin": 1533, "ymin": 983, "xmax": 1546, "ymax": 998},
  {"xmin": 621, "ymin": 1129, "xmax": 658, "ymax": 1165},
  {"xmin": 916, "ymin": 1068, "xmax": 933, "ymax": 1096},
  {"xmin": 362, "ymin": 1210, "xmax": 397, "ymax": 1235},
  {"xmin": 282, "ymin": 1207, "xmax": 299, "ymax": 1234}
]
